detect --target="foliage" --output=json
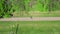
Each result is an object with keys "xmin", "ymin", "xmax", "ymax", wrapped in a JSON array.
[
  {"xmin": 22, "ymin": 0, "xmax": 60, "ymax": 12},
  {"xmin": 0, "ymin": 0, "xmax": 60, "ymax": 18},
  {"xmin": 0, "ymin": 0, "xmax": 15, "ymax": 18}
]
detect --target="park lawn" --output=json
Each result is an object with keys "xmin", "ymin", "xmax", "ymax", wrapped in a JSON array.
[{"xmin": 0, "ymin": 21, "xmax": 60, "ymax": 34}]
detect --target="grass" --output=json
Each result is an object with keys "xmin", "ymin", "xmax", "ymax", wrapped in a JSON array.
[
  {"xmin": 0, "ymin": 21, "xmax": 60, "ymax": 34},
  {"xmin": 13, "ymin": 11, "xmax": 60, "ymax": 17}
]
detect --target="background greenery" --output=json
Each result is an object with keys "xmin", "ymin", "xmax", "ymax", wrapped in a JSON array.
[{"xmin": 0, "ymin": 0, "xmax": 60, "ymax": 18}]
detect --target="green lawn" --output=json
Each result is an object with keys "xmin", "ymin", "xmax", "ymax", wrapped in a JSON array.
[{"xmin": 0, "ymin": 21, "xmax": 60, "ymax": 34}]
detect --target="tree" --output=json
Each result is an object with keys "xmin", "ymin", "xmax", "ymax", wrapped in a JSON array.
[
  {"xmin": 0, "ymin": 0, "xmax": 15, "ymax": 18},
  {"xmin": 48, "ymin": 0, "xmax": 60, "ymax": 12}
]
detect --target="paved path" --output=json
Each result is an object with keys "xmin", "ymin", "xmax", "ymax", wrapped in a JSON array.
[{"xmin": 0, "ymin": 17, "xmax": 60, "ymax": 21}]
